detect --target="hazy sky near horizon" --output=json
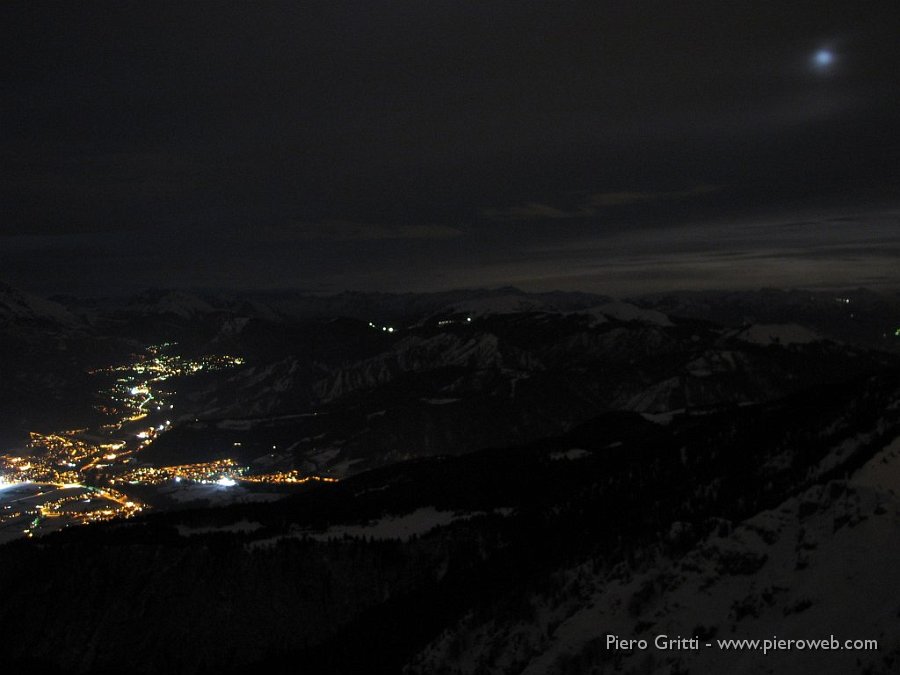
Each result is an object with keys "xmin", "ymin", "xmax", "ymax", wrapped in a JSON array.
[{"xmin": 2, "ymin": 2, "xmax": 899, "ymax": 296}]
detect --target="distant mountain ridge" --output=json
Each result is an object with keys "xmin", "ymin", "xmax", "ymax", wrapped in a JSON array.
[
  {"xmin": 3, "ymin": 281, "xmax": 897, "ymax": 473},
  {"xmin": 0, "ymin": 281, "xmax": 80, "ymax": 328},
  {"xmin": 635, "ymin": 288, "xmax": 900, "ymax": 353}
]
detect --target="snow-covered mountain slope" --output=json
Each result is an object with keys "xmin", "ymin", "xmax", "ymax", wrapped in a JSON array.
[
  {"xmin": 637, "ymin": 288, "xmax": 900, "ymax": 353},
  {"xmin": 147, "ymin": 307, "xmax": 895, "ymax": 477},
  {"xmin": 439, "ymin": 293, "xmax": 555, "ymax": 316},
  {"xmin": 126, "ymin": 289, "xmax": 217, "ymax": 318},
  {"xmin": 0, "ymin": 281, "xmax": 80, "ymax": 328},
  {"xmin": 406, "ymin": 400, "xmax": 900, "ymax": 675},
  {"xmin": 242, "ymin": 286, "xmax": 609, "ymax": 323}
]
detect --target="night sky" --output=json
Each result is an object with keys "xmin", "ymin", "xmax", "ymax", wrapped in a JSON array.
[{"xmin": 3, "ymin": 1, "xmax": 899, "ymax": 296}]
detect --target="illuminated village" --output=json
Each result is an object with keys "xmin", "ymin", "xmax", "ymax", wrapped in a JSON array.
[{"xmin": 0, "ymin": 344, "xmax": 333, "ymax": 542}]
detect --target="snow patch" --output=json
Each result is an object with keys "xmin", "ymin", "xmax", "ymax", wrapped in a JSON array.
[
  {"xmin": 311, "ymin": 507, "xmax": 459, "ymax": 542},
  {"xmin": 549, "ymin": 448, "xmax": 591, "ymax": 461}
]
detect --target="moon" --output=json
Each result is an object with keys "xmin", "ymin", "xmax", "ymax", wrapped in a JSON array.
[{"xmin": 812, "ymin": 48, "xmax": 835, "ymax": 70}]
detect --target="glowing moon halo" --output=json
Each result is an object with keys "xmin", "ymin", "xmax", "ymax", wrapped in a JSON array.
[{"xmin": 812, "ymin": 48, "xmax": 834, "ymax": 70}]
